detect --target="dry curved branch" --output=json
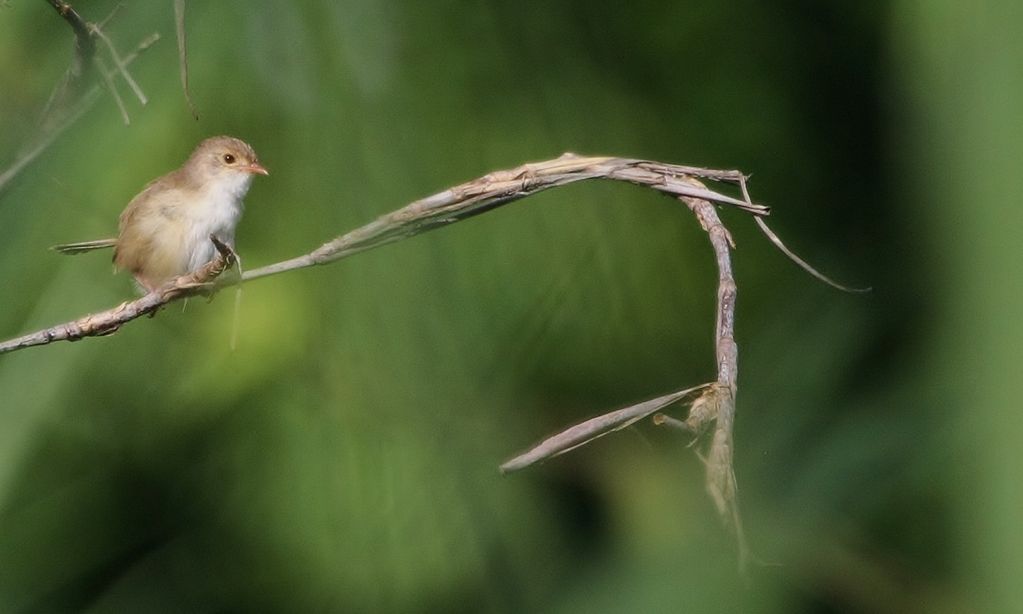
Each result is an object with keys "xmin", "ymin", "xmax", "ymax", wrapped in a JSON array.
[
  {"xmin": 1, "ymin": 153, "xmax": 854, "ymax": 357},
  {"xmin": 0, "ymin": 152, "xmax": 863, "ymax": 574},
  {"xmin": 2, "ymin": 155, "xmax": 760, "ymax": 354},
  {"xmin": 240, "ymin": 155, "xmax": 767, "ymax": 283},
  {"xmin": 680, "ymin": 194, "xmax": 749, "ymax": 574}
]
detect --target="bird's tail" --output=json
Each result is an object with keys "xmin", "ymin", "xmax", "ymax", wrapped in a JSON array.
[{"xmin": 51, "ymin": 238, "xmax": 117, "ymax": 255}]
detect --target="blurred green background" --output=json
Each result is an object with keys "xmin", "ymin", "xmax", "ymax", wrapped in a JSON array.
[{"xmin": 1, "ymin": 1, "xmax": 1020, "ymax": 612}]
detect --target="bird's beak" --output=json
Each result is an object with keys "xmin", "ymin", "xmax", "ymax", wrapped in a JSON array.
[{"xmin": 244, "ymin": 162, "xmax": 269, "ymax": 176}]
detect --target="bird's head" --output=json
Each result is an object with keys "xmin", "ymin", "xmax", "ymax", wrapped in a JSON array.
[{"xmin": 187, "ymin": 135, "xmax": 268, "ymax": 196}]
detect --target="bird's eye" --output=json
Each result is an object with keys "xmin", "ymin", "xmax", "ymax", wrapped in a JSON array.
[{"xmin": 223, "ymin": 154, "xmax": 236, "ymax": 164}]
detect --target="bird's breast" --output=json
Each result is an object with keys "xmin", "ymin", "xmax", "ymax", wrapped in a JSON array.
[{"xmin": 182, "ymin": 179, "xmax": 250, "ymax": 270}]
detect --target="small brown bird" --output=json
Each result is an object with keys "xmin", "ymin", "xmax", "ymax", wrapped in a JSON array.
[{"xmin": 53, "ymin": 136, "xmax": 268, "ymax": 292}]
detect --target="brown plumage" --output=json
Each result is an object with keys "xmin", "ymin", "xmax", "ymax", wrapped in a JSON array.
[{"xmin": 53, "ymin": 136, "xmax": 267, "ymax": 292}]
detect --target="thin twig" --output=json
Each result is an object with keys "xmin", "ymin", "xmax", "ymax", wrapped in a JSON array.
[
  {"xmin": 0, "ymin": 89, "xmax": 99, "ymax": 194},
  {"xmin": 734, "ymin": 172, "xmax": 868, "ymax": 293},
  {"xmin": 95, "ymin": 56, "xmax": 130, "ymax": 125},
  {"xmin": 754, "ymin": 216, "xmax": 871, "ymax": 293},
  {"xmin": 0, "ymin": 33, "xmax": 159, "ymax": 196},
  {"xmin": 6, "ymin": 3, "xmax": 149, "ymax": 194},
  {"xmin": 90, "ymin": 24, "xmax": 148, "ymax": 105},
  {"xmin": 95, "ymin": 2, "xmax": 124, "ymax": 31},
  {"xmin": 174, "ymin": 0, "xmax": 199, "ymax": 119}
]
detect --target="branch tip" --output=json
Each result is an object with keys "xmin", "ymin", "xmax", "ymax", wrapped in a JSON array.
[{"xmin": 754, "ymin": 217, "xmax": 871, "ymax": 293}]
